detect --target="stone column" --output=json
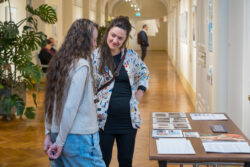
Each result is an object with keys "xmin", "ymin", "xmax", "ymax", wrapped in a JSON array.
[
  {"xmin": 62, "ymin": 0, "xmax": 73, "ymax": 37},
  {"xmin": 82, "ymin": 0, "xmax": 90, "ymax": 19}
]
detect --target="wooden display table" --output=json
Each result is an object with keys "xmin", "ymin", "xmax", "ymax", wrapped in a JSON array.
[{"xmin": 149, "ymin": 113, "xmax": 250, "ymax": 167}]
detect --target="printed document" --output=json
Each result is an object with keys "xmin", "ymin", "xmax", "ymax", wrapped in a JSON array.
[
  {"xmin": 156, "ymin": 138, "xmax": 195, "ymax": 154},
  {"xmin": 190, "ymin": 113, "xmax": 227, "ymax": 120},
  {"xmin": 202, "ymin": 141, "xmax": 250, "ymax": 153}
]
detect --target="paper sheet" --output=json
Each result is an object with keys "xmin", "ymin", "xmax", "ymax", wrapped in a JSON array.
[
  {"xmin": 190, "ymin": 113, "xmax": 227, "ymax": 120},
  {"xmin": 156, "ymin": 138, "xmax": 195, "ymax": 154},
  {"xmin": 202, "ymin": 141, "xmax": 250, "ymax": 153}
]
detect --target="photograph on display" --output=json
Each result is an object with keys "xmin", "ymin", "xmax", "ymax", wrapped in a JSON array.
[
  {"xmin": 180, "ymin": 12, "xmax": 188, "ymax": 43},
  {"xmin": 208, "ymin": 0, "xmax": 213, "ymax": 52},
  {"xmin": 183, "ymin": 132, "xmax": 200, "ymax": 138},
  {"xmin": 173, "ymin": 123, "xmax": 192, "ymax": 129},
  {"xmin": 152, "ymin": 112, "xmax": 169, "ymax": 118},
  {"xmin": 152, "ymin": 129, "xmax": 183, "ymax": 138},
  {"xmin": 153, "ymin": 123, "xmax": 174, "ymax": 130},
  {"xmin": 200, "ymin": 134, "xmax": 246, "ymax": 142},
  {"xmin": 153, "ymin": 117, "xmax": 171, "ymax": 124},
  {"xmin": 168, "ymin": 112, "xmax": 187, "ymax": 118},
  {"xmin": 192, "ymin": 6, "xmax": 197, "ymax": 46},
  {"xmin": 172, "ymin": 117, "xmax": 189, "ymax": 123}
]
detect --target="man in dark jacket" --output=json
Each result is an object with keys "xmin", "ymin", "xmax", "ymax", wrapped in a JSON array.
[
  {"xmin": 138, "ymin": 24, "xmax": 149, "ymax": 61},
  {"xmin": 38, "ymin": 38, "xmax": 56, "ymax": 72}
]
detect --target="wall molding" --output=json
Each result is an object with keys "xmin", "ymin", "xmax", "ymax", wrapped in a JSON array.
[
  {"xmin": 177, "ymin": 67, "xmax": 196, "ymax": 108},
  {"xmin": 168, "ymin": 55, "xmax": 196, "ymax": 108}
]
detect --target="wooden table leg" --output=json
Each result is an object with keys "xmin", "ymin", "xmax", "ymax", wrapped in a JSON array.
[
  {"xmin": 245, "ymin": 162, "xmax": 250, "ymax": 167},
  {"xmin": 158, "ymin": 161, "xmax": 167, "ymax": 167}
]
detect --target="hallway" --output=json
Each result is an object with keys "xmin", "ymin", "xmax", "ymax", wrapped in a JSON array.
[{"xmin": 0, "ymin": 51, "xmax": 194, "ymax": 167}]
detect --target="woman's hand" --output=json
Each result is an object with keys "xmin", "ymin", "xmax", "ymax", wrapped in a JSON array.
[
  {"xmin": 44, "ymin": 134, "xmax": 52, "ymax": 155},
  {"xmin": 48, "ymin": 143, "xmax": 63, "ymax": 160},
  {"xmin": 135, "ymin": 89, "xmax": 144, "ymax": 102}
]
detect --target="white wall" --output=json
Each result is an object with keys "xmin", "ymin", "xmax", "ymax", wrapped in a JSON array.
[
  {"xmin": 0, "ymin": 0, "xmax": 27, "ymax": 33},
  {"xmin": 45, "ymin": 0, "xmax": 63, "ymax": 48},
  {"xmin": 167, "ymin": 0, "xmax": 196, "ymax": 102},
  {"xmin": 242, "ymin": 0, "xmax": 250, "ymax": 139},
  {"xmin": 227, "ymin": 0, "xmax": 245, "ymax": 128},
  {"xmin": 216, "ymin": 0, "xmax": 228, "ymax": 114},
  {"xmin": 32, "ymin": 0, "xmax": 63, "ymax": 52},
  {"xmin": 73, "ymin": 5, "xmax": 83, "ymax": 21},
  {"xmin": 89, "ymin": 0, "xmax": 97, "ymax": 22}
]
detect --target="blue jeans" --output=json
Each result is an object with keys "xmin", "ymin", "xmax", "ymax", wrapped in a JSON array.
[{"xmin": 50, "ymin": 132, "xmax": 106, "ymax": 167}]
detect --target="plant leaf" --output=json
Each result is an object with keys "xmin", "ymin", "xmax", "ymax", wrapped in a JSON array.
[
  {"xmin": 14, "ymin": 95, "xmax": 25, "ymax": 116},
  {"xmin": 37, "ymin": 4, "xmax": 57, "ymax": 24},
  {"xmin": 1, "ymin": 96, "xmax": 15, "ymax": 114},
  {"xmin": 22, "ymin": 62, "xmax": 43, "ymax": 84},
  {"xmin": 32, "ymin": 93, "xmax": 37, "ymax": 107},
  {"xmin": 0, "ymin": 83, "xmax": 3, "ymax": 90},
  {"xmin": 26, "ymin": 4, "xmax": 57, "ymax": 24},
  {"xmin": 0, "ymin": 0, "xmax": 8, "ymax": 3},
  {"xmin": 24, "ymin": 107, "xmax": 36, "ymax": 119}
]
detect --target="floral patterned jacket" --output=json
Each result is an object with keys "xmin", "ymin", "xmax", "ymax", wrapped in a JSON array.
[{"xmin": 92, "ymin": 48, "xmax": 150, "ymax": 129}]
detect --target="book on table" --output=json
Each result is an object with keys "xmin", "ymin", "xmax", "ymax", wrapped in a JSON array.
[
  {"xmin": 200, "ymin": 134, "xmax": 250, "ymax": 153},
  {"xmin": 210, "ymin": 124, "xmax": 227, "ymax": 133}
]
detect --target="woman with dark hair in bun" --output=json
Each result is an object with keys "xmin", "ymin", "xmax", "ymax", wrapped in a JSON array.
[{"xmin": 93, "ymin": 16, "xmax": 150, "ymax": 167}]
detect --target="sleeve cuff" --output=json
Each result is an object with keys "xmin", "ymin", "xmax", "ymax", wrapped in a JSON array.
[
  {"xmin": 138, "ymin": 85, "xmax": 146, "ymax": 92},
  {"xmin": 45, "ymin": 128, "xmax": 51, "ymax": 135}
]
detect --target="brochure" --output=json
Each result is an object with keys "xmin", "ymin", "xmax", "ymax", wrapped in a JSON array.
[
  {"xmin": 152, "ymin": 129, "xmax": 183, "ymax": 138},
  {"xmin": 201, "ymin": 134, "xmax": 250, "ymax": 153},
  {"xmin": 153, "ymin": 123, "xmax": 174, "ymax": 130},
  {"xmin": 172, "ymin": 117, "xmax": 189, "ymax": 123},
  {"xmin": 153, "ymin": 117, "xmax": 171, "ymax": 124},
  {"xmin": 173, "ymin": 123, "xmax": 192, "ymax": 130},
  {"xmin": 168, "ymin": 112, "xmax": 187, "ymax": 118},
  {"xmin": 152, "ymin": 112, "xmax": 169, "ymax": 118},
  {"xmin": 183, "ymin": 132, "xmax": 200, "ymax": 138},
  {"xmin": 190, "ymin": 113, "xmax": 227, "ymax": 120},
  {"xmin": 153, "ymin": 117, "xmax": 189, "ymax": 124},
  {"xmin": 152, "ymin": 112, "xmax": 187, "ymax": 118},
  {"xmin": 202, "ymin": 142, "xmax": 250, "ymax": 153},
  {"xmin": 200, "ymin": 134, "xmax": 246, "ymax": 142}
]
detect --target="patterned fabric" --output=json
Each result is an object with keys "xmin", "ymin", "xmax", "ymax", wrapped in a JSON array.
[{"xmin": 92, "ymin": 48, "xmax": 150, "ymax": 129}]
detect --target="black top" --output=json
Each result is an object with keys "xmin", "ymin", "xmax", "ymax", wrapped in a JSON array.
[
  {"xmin": 104, "ymin": 52, "xmax": 134, "ymax": 133},
  {"xmin": 38, "ymin": 48, "xmax": 55, "ymax": 72}
]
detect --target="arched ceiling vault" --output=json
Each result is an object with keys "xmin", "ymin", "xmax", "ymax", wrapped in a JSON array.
[{"xmin": 103, "ymin": 0, "xmax": 168, "ymax": 16}]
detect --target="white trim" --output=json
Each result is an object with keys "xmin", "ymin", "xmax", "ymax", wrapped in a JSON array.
[{"xmin": 242, "ymin": 0, "xmax": 250, "ymax": 139}]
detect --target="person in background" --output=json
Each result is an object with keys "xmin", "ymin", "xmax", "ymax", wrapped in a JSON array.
[
  {"xmin": 38, "ymin": 37, "xmax": 56, "ymax": 72},
  {"xmin": 48, "ymin": 37, "xmax": 56, "ymax": 53},
  {"xmin": 93, "ymin": 16, "xmax": 150, "ymax": 167},
  {"xmin": 43, "ymin": 19, "xmax": 105, "ymax": 167},
  {"xmin": 138, "ymin": 24, "xmax": 149, "ymax": 61}
]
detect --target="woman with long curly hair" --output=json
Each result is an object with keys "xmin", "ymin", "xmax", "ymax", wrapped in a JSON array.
[
  {"xmin": 43, "ymin": 19, "xmax": 105, "ymax": 167},
  {"xmin": 93, "ymin": 16, "xmax": 149, "ymax": 167}
]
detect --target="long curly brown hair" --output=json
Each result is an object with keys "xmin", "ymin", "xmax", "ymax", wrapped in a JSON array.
[
  {"xmin": 45, "ymin": 19, "xmax": 98, "ymax": 124},
  {"xmin": 98, "ymin": 16, "xmax": 131, "ymax": 75}
]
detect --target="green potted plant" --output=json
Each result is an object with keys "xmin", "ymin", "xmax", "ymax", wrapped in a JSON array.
[{"xmin": 0, "ymin": 0, "xmax": 57, "ymax": 119}]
